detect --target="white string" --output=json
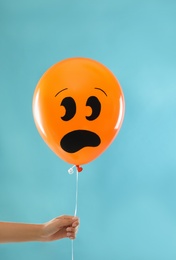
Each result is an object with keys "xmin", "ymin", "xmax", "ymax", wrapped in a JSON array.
[
  {"xmin": 74, "ymin": 169, "xmax": 79, "ymax": 217},
  {"xmin": 72, "ymin": 168, "xmax": 79, "ymax": 260}
]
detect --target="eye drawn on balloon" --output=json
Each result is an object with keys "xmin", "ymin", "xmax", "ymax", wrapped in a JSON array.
[
  {"xmin": 60, "ymin": 97, "xmax": 76, "ymax": 121},
  {"xmin": 85, "ymin": 87, "xmax": 107, "ymax": 121},
  {"xmin": 86, "ymin": 96, "xmax": 101, "ymax": 121},
  {"xmin": 55, "ymin": 88, "xmax": 76, "ymax": 121}
]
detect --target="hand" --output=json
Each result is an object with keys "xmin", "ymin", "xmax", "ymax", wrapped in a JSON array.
[{"xmin": 40, "ymin": 215, "xmax": 80, "ymax": 242}]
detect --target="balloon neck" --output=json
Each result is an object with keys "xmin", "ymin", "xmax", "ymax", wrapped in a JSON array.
[{"xmin": 76, "ymin": 165, "xmax": 83, "ymax": 172}]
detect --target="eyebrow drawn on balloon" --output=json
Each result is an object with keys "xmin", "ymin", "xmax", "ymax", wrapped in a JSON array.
[
  {"xmin": 55, "ymin": 88, "xmax": 68, "ymax": 97},
  {"xmin": 95, "ymin": 87, "xmax": 107, "ymax": 97}
]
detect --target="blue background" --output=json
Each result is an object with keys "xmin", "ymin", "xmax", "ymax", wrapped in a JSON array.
[{"xmin": 1, "ymin": 0, "xmax": 176, "ymax": 259}]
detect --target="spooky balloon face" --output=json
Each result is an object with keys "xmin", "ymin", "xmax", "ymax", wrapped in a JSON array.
[{"xmin": 33, "ymin": 57, "xmax": 125, "ymax": 165}]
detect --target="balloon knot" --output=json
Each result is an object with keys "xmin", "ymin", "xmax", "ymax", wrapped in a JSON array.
[{"xmin": 76, "ymin": 165, "xmax": 83, "ymax": 172}]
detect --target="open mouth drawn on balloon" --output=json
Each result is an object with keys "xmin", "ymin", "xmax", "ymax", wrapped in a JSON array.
[{"xmin": 60, "ymin": 130, "xmax": 101, "ymax": 153}]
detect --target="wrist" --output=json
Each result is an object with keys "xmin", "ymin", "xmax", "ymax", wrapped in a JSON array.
[{"xmin": 37, "ymin": 224, "xmax": 46, "ymax": 242}]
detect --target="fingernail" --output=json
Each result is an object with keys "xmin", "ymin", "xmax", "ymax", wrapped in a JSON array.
[{"xmin": 67, "ymin": 232, "xmax": 71, "ymax": 237}]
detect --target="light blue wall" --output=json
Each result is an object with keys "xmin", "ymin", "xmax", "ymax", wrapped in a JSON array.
[{"xmin": 1, "ymin": 0, "xmax": 176, "ymax": 259}]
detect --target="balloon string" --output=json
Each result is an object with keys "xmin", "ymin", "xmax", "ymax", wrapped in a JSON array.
[
  {"xmin": 72, "ymin": 240, "xmax": 74, "ymax": 260},
  {"xmin": 74, "ymin": 169, "xmax": 79, "ymax": 217},
  {"xmin": 72, "ymin": 168, "xmax": 79, "ymax": 260}
]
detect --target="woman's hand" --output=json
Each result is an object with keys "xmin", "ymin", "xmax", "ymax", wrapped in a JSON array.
[
  {"xmin": 40, "ymin": 215, "xmax": 80, "ymax": 242},
  {"xmin": 0, "ymin": 215, "xmax": 80, "ymax": 243}
]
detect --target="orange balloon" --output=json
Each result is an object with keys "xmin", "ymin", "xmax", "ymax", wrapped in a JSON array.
[{"xmin": 32, "ymin": 57, "xmax": 125, "ymax": 165}]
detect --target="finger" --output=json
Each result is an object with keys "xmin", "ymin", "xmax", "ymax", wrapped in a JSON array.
[
  {"xmin": 69, "ymin": 237, "xmax": 75, "ymax": 240},
  {"xmin": 55, "ymin": 216, "xmax": 79, "ymax": 228},
  {"xmin": 72, "ymin": 220, "xmax": 80, "ymax": 227},
  {"xmin": 66, "ymin": 227, "xmax": 78, "ymax": 233},
  {"xmin": 66, "ymin": 226, "xmax": 79, "ymax": 239},
  {"xmin": 67, "ymin": 232, "xmax": 76, "ymax": 239}
]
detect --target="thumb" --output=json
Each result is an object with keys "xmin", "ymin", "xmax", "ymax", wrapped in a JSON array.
[{"xmin": 55, "ymin": 215, "xmax": 78, "ymax": 229}]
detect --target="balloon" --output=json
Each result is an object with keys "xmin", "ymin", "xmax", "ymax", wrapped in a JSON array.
[{"xmin": 32, "ymin": 57, "xmax": 125, "ymax": 165}]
